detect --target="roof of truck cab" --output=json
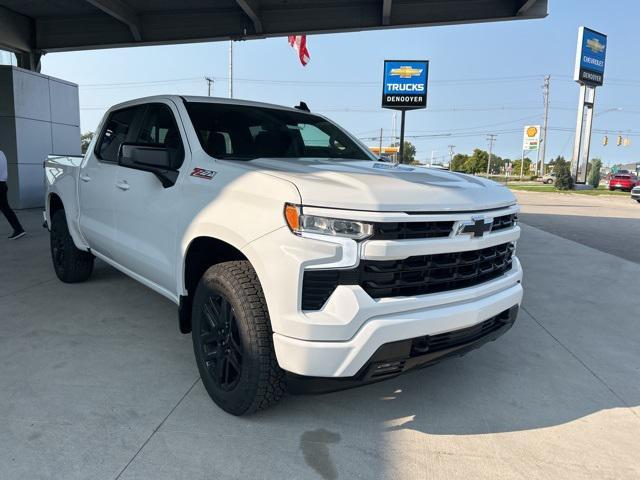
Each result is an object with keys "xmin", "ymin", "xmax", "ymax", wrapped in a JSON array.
[{"xmin": 108, "ymin": 95, "xmax": 306, "ymax": 114}]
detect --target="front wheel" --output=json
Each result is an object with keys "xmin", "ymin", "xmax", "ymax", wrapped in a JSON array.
[
  {"xmin": 50, "ymin": 210, "xmax": 94, "ymax": 283},
  {"xmin": 191, "ymin": 261, "xmax": 286, "ymax": 415}
]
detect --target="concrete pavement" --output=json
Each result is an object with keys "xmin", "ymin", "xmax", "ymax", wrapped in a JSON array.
[
  {"xmin": 0, "ymin": 209, "xmax": 639, "ymax": 479},
  {"xmin": 515, "ymin": 190, "xmax": 640, "ymax": 263}
]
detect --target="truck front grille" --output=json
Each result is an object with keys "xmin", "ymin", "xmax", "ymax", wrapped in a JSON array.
[
  {"xmin": 490, "ymin": 214, "xmax": 517, "ymax": 232},
  {"xmin": 371, "ymin": 221, "xmax": 454, "ymax": 240},
  {"xmin": 368, "ymin": 213, "xmax": 516, "ymax": 240},
  {"xmin": 301, "ymin": 242, "xmax": 515, "ymax": 310}
]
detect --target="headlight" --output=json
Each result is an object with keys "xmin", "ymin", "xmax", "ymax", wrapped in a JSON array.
[{"xmin": 284, "ymin": 204, "xmax": 373, "ymax": 240}]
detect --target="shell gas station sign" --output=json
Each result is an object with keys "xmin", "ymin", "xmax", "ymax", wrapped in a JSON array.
[{"xmin": 523, "ymin": 125, "xmax": 541, "ymax": 151}]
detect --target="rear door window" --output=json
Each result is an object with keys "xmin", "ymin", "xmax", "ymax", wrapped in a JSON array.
[{"xmin": 96, "ymin": 106, "xmax": 141, "ymax": 163}]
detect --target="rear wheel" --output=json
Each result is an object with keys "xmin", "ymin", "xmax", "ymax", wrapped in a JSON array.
[
  {"xmin": 50, "ymin": 210, "xmax": 94, "ymax": 283},
  {"xmin": 191, "ymin": 261, "xmax": 286, "ymax": 415}
]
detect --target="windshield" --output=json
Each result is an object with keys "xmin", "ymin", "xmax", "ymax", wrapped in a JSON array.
[{"xmin": 185, "ymin": 102, "xmax": 373, "ymax": 161}]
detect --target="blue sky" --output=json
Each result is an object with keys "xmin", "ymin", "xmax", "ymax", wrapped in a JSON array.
[{"xmin": 36, "ymin": 0, "xmax": 637, "ymax": 166}]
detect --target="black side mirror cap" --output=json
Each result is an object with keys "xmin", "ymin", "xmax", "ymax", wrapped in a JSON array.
[{"xmin": 118, "ymin": 143, "xmax": 178, "ymax": 188}]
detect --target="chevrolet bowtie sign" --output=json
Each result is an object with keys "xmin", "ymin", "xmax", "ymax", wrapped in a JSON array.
[
  {"xmin": 574, "ymin": 27, "xmax": 607, "ymax": 87},
  {"xmin": 382, "ymin": 60, "xmax": 429, "ymax": 110}
]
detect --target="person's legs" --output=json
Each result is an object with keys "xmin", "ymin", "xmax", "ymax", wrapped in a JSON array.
[{"xmin": 0, "ymin": 181, "xmax": 25, "ymax": 235}]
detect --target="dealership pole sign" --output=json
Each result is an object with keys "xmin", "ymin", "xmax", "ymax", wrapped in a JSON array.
[
  {"xmin": 571, "ymin": 27, "xmax": 607, "ymax": 185},
  {"xmin": 573, "ymin": 27, "xmax": 607, "ymax": 86},
  {"xmin": 381, "ymin": 60, "xmax": 429, "ymax": 164},
  {"xmin": 382, "ymin": 60, "xmax": 429, "ymax": 109}
]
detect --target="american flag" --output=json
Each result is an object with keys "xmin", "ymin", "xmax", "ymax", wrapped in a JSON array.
[{"xmin": 288, "ymin": 35, "xmax": 310, "ymax": 66}]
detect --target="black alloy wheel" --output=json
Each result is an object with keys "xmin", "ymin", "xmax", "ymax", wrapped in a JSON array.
[
  {"xmin": 199, "ymin": 294, "xmax": 243, "ymax": 391},
  {"xmin": 49, "ymin": 210, "xmax": 94, "ymax": 283}
]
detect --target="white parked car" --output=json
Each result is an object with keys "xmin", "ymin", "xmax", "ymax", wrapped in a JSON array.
[
  {"xmin": 540, "ymin": 172, "xmax": 557, "ymax": 184},
  {"xmin": 45, "ymin": 96, "xmax": 523, "ymax": 415}
]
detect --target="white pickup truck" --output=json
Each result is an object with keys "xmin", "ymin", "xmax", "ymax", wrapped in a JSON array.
[{"xmin": 45, "ymin": 95, "xmax": 522, "ymax": 415}]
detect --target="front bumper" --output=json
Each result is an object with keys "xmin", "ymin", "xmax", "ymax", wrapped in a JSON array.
[
  {"xmin": 287, "ymin": 305, "xmax": 518, "ymax": 393},
  {"xmin": 273, "ymin": 273, "xmax": 522, "ymax": 378}
]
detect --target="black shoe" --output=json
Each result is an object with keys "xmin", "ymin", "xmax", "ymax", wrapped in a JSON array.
[{"xmin": 8, "ymin": 230, "xmax": 26, "ymax": 240}]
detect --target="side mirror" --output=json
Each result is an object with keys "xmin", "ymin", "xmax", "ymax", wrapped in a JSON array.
[{"xmin": 118, "ymin": 143, "xmax": 178, "ymax": 188}]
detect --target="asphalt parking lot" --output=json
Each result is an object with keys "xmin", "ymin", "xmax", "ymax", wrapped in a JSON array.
[{"xmin": 1, "ymin": 205, "xmax": 639, "ymax": 480}]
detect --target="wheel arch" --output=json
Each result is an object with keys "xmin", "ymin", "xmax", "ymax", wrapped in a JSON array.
[
  {"xmin": 48, "ymin": 192, "xmax": 65, "ymax": 219},
  {"xmin": 179, "ymin": 235, "xmax": 253, "ymax": 334},
  {"xmin": 46, "ymin": 193, "xmax": 88, "ymax": 251}
]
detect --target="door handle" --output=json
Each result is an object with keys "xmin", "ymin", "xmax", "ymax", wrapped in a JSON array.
[
  {"xmin": 79, "ymin": 174, "xmax": 91, "ymax": 182},
  {"xmin": 116, "ymin": 180, "xmax": 130, "ymax": 191}
]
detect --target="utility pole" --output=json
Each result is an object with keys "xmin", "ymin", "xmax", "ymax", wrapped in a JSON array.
[
  {"xmin": 378, "ymin": 128, "xmax": 383, "ymax": 156},
  {"xmin": 540, "ymin": 75, "xmax": 550, "ymax": 175},
  {"xmin": 486, "ymin": 134, "xmax": 497, "ymax": 177},
  {"xmin": 448, "ymin": 145, "xmax": 455, "ymax": 170},
  {"xmin": 228, "ymin": 41, "xmax": 234, "ymax": 99},
  {"xmin": 205, "ymin": 77, "xmax": 214, "ymax": 97}
]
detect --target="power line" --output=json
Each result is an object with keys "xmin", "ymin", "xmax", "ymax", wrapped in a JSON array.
[{"xmin": 78, "ymin": 74, "xmax": 547, "ymax": 90}]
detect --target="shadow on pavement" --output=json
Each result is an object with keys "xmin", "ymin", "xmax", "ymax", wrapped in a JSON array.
[{"xmin": 519, "ymin": 212, "xmax": 640, "ymax": 264}]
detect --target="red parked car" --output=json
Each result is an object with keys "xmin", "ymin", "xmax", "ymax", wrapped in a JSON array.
[{"xmin": 608, "ymin": 174, "xmax": 638, "ymax": 192}]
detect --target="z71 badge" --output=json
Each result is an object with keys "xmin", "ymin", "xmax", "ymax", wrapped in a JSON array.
[{"xmin": 190, "ymin": 168, "xmax": 216, "ymax": 180}]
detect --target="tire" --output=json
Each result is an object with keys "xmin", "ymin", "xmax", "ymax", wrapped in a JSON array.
[
  {"xmin": 191, "ymin": 261, "xmax": 286, "ymax": 415},
  {"xmin": 636, "ymin": 200, "xmax": 640, "ymax": 203},
  {"xmin": 546, "ymin": 179, "xmax": 553, "ymax": 184},
  {"xmin": 50, "ymin": 210, "xmax": 94, "ymax": 283}
]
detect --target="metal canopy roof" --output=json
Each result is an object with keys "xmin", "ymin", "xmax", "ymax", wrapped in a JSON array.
[{"xmin": 0, "ymin": 0, "xmax": 547, "ymax": 68}]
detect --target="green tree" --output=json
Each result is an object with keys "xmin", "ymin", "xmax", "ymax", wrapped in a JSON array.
[
  {"xmin": 450, "ymin": 153, "xmax": 469, "ymax": 172},
  {"xmin": 587, "ymin": 158, "xmax": 602, "ymax": 188},
  {"xmin": 391, "ymin": 140, "xmax": 417, "ymax": 163},
  {"xmin": 81, "ymin": 132, "xmax": 94, "ymax": 154},
  {"xmin": 488, "ymin": 155, "xmax": 505, "ymax": 175},
  {"xmin": 464, "ymin": 148, "xmax": 489, "ymax": 174},
  {"xmin": 512, "ymin": 157, "xmax": 532, "ymax": 176},
  {"xmin": 547, "ymin": 155, "xmax": 565, "ymax": 175},
  {"xmin": 555, "ymin": 161, "xmax": 574, "ymax": 190}
]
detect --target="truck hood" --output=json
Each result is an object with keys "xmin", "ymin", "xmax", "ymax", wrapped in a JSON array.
[{"xmin": 239, "ymin": 158, "xmax": 516, "ymax": 212}]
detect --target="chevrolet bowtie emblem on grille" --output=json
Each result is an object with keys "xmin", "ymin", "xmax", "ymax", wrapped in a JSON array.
[{"xmin": 457, "ymin": 217, "xmax": 492, "ymax": 238}]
